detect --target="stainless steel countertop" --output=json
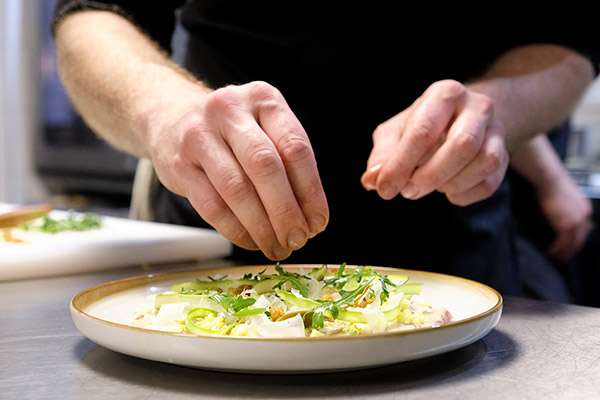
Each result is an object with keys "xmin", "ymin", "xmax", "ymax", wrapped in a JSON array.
[{"xmin": 2, "ymin": 262, "xmax": 600, "ymax": 400}]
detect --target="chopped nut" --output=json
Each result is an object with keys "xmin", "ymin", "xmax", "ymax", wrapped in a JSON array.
[
  {"xmin": 269, "ymin": 305, "xmax": 285, "ymax": 321},
  {"xmin": 228, "ymin": 284, "xmax": 253, "ymax": 295}
]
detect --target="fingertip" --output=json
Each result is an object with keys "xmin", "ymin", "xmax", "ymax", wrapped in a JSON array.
[
  {"xmin": 361, "ymin": 164, "xmax": 382, "ymax": 190},
  {"xmin": 287, "ymin": 227, "xmax": 308, "ymax": 250},
  {"xmin": 308, "ymin": 212, "xmax": 328, "ymax": 237},
  {"xmin": 400, "ymin": 182, "xmax": 421, "ymax": 200},
  {"xmin": 377, "ymin": 182, "xmax": 398, "ymax": 200},
  {"xmin": 361, "ymin": 172, "xmax": 376, "ymax": 191},
  {"xmin": 267, "ymin": 245, "xmax": 292, "ymax": 261}
]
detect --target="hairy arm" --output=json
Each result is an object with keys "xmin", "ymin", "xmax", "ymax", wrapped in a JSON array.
[
  {"xmin": 55, "ymin": 11, "xmax": 208, "ymax": 156},
  {"xmin": 469, "ymin": 45, "xmax": 595, "ymax": 152}
]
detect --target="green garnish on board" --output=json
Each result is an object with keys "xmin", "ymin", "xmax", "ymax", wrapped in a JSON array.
[{"xmin": 21, "ymin": 211, "xmax": 102, "ymax": 234}]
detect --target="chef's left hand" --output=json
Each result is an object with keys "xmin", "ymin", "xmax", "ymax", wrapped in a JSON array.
[{"xmin": 361, "ymin": 79, "xmax": 509, "ymax": 206}]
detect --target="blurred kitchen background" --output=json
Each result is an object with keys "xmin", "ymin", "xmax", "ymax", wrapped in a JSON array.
[
  {"xmin": 0, "ymin": 0, "xmax": 189, "ymax": 217},
  {"xmin": 1, "ymin": 0, "xmax": 600, "ymax": 216}
]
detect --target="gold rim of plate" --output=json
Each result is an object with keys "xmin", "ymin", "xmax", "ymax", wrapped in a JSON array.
[{"xmin": 71, "ymin": 264, "xmax": 503, "ymax": 342}]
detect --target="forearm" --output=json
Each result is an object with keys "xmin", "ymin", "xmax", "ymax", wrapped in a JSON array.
[
  {"xmin": 468, "ymin": 45, "xmax": 594, "ymax": 153},
  {"xmin": 55, "ymin": 11, "xmax": 210, "ymax": 157},
  {"xmin": 510, "ymin": 134, "xmax": 571, "ymax": 194}
]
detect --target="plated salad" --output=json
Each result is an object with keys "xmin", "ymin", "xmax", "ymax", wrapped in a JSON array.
[{"xmin": 132, "ymin": 264, "xmax": 451, "ymax": 338}]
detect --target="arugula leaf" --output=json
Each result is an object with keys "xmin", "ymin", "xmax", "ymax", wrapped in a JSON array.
[
  {"xmin": 336, "ymin": 262, "xmax": 346, "ymax": 278},
  {"xmin": 209, "ymin": 292, "xmax": 256, "ymax": 313},
  {"xmin": 241, "ymin": 268, "xmax": 268, "ymax": 281},
  {"xmin": 309, "ymin": 265, "xmax": 328, "ymax": 281},
  {"xmin": 310, "ymin": 303, "xmax": 339, "ymax": 329},
  {"xmin": 231, "ymin": 297, "xmax": 256, "ymax": 312},
  {"xmin": 336, "ymin": 278, "xmax": 374, "ymax": 307},
  {"xmin": 323, "ymin": 263, "xmax": 351, "ymax": 289},
  {"xmin": 311, "ymin": 309, "xmax": 325, "ymax": 329},
  {"xmin": 379, "ymin": 274, "xmax": 396, "ymax": 302},
  {"xmin": 308, "ymin": 278, "xmax": 374, "ymax": 329},
  {"xmin": 273, "ymin": 264, "xmax": 309, "ymax": 297}
]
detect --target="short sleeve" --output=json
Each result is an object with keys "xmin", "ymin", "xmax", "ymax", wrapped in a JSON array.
[{"xmin": 52, "ymin": 0, "xmax": 185, "ymax": 53}]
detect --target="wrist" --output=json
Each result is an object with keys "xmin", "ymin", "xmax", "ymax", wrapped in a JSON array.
[{"xmin": 130, "ymin": 64, "xmax": 211, "ymax": 158}]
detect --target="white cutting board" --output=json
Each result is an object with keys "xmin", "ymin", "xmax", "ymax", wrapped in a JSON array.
[{"xmin": 0, "ymin": 204, "xmax": 232, "ymax": 281}]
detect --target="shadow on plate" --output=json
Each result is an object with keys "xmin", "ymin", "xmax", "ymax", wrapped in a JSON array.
[{"xmin": 73, "ymin": 329, "xmax": 519, "ymax": 398}]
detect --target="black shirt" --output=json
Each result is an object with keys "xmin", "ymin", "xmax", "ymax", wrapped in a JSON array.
[{"xmin": 53, "ymin": 1, "xmax": 599, "ymax": 295}]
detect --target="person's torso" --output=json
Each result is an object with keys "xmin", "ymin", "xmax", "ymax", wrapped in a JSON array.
[{"xmin": 153, "ymin": 2, "xmax": 521, "ymax": 294}]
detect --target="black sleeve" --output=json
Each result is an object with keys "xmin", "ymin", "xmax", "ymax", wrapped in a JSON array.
[{"xmin": 52, "ymin": 0, "xmax": 185, "ymax": 53}]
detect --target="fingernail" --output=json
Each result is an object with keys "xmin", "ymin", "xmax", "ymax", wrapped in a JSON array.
[
  {"xmin": 361, "ymin": 173, "xmax": 376, "ymax": 191},
  {"xmin": 362, "ymin": 178, "xmax": 376, "ymax": 191},
  {"xmin": 368, "ymin": 163, "xmax": 382, "ymax": 174},
  {"xmin": 287, "ymin": 228, "xmax": 307, "ymax": 250},
  {"xmin": 272, "ymin": 246, "xmax": 290, "ymax": 260},
  {"xmin": 309, "ymin": 214, "xmax": 328, "ymax": 236},
  {"xmin": 379, "ymin": 182, "xmax": 398, "ymax": 200},
  {"xmin": 401, "ymin": 183, "xmax": 420, "ymax": 200}
]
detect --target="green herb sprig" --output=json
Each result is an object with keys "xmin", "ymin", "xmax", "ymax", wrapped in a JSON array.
[
  {"xmin": 209, "ymin": 292, "xmax": 257, "ymax": 313},
  {"xmin": 21, "ymin": 212, "xmax": 102, "ymax": 234},
  {"xmin": 272, "ymin": 264, "xmax": 310, "ymax": 297},
  {"xmin": 309, "ymin": 278, "xmax": 375, "ymax": 329}
]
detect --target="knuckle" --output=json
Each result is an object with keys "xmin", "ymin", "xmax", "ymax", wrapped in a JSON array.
[
  {"xmin": 431, "ymin": 79, "xmax": 466, "ymax": 100},
  {"xmin": 279, "ymin": 136, "xmax": 312, "ymax": 164},
  {"xmin": 476, "ymin": 94, "xmax": 494, "ymax": 115},
  {"xmin": 272, "ymin": 202, "xmax": 300, "ymax": 221},
  {"xmin": 372, "ymin": 124, "xmax": 386, "ymax": 142},
  {"xmin": 221, "ymin": 172, "xmax": 252, "ymax": 200},
  {"xmin": 455, "ymin": 132, "xmax": 480, "ymax": 155},
  {"xmin": 206, "ymin": 86, "xmax": 241, "ymax": 113},
  {"xmin": 246, "ymin": 145, "xmax": 281, "ymax": 176},
  {"xmin": 179, "ymin": 111, "xmax": 205, "ymax": 131},
  {"xmin": 482, "ymin": 149, "xmax": 504, "ymax": 174},
  {"xmin": 196, "ymin": 196, "xmax": 226, "ymax": 222},
  {"xmin": 411, "ymin": 118, "xmax": 438, "ymax": 146},
  {"xmin": 180, "ymin": 123, "xmax": 209, "ymax": 158},
  {"xmin": 247, "ymin": 80, "xmax": 279, "ymax": 99},
  {"xmin": 170, "ymin": 154, "xmax": 190, "ymax": 175}
]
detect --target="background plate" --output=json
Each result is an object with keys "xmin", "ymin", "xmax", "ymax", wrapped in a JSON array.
[{"xmin": 0, "ymin": 203, "xmax": 232, "ymax": 281}]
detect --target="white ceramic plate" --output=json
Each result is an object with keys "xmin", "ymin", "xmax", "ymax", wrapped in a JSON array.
[{"xmin": 71, "ymin": 265, "xmax": 502, "ymax": 373}]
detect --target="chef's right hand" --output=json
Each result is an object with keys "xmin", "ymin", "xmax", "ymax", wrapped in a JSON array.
[{"xmin": 146, "ymin": 81, "xmax": 329, "ymax": 260}]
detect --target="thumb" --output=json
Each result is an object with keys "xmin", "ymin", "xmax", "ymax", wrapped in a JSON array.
[{"xmin": 361, "ymin": 113, "xmax": 406, "ymax": 190}]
